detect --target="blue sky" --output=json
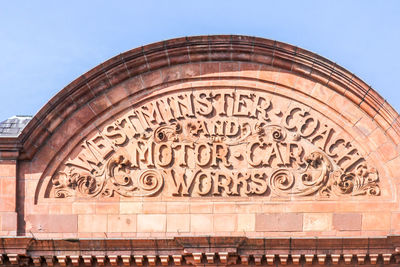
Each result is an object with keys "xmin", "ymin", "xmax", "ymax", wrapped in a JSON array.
[{"xmin": 0, "ymin": 1, "xmax": 399, "ymax": 121}]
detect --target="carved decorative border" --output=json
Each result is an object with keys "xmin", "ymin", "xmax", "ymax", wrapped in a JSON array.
[{"xmin": 1, "ymin": 236, "xmax": 399, "ymax": 266}]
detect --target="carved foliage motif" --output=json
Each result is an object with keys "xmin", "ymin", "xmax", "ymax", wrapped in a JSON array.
[
  {"xmin": 50, "ymin": 89, "xmax": 380, "ymax": 199},
  {"xmin": 52, "ymin": 153, "xmax": 164, "ymax": 198}
]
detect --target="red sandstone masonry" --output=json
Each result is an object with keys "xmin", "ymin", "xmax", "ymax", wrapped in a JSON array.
[
  {"xmin": 27, "ymin": 214, "xmax": 77, "ymax": 233},
  {"xmin": 0, "ymin": 159, "xmax": 17, "ymax": 235},
  {"xmin": 255, "ymin": 213, "xmax": 303, "ymax": 232},
  {"xmin": 16, "ymin": 70, "xmax": 400, "ymax": 235},
  {"xmin": 333, "ymin": 213, "xmax": 362, "ymax": 231},
  {"xmin": 0, "ymin": 36, "xmax": 399, "ymax": 240},
  {"xmin": 1, "ymin": 212, "xmax": 17, "ymax": 231}
]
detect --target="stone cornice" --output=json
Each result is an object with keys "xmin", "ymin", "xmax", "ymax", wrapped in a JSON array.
[
  {"xmin": 0, "ymin": 138, "xmax": 21, "ymax": 160},
  {"xmin": 1, "ymin": 236, "xmax": 400, "ymax": 265},
  {"xmin": 2, "ymin": 35, "xmax": 398, "ymax": 160}
]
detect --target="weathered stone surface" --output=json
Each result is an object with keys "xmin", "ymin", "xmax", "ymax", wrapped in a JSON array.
[
  {"xmin": 47, "ymin": 89, "xmax": 381, "ymax": 200},
  {"xmin": 27, "ymin": 214, "xmax": 78, "ymax": 233},
  {"xmin": 333, "ymin": 213, "xmax": 362, "ymax": 231},
  {"xmin": 255, "ymin": 213, "xmax": 303, "ymax": 231},
  {"xmin": 0, "ymin": 35, "xmax": 399, "ymax": 242}
]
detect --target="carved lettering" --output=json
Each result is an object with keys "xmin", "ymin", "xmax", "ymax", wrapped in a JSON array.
[
  {"xmin": 131, "ymin": 140, "xmax": 154, "ymax": 168},
  {"xmin": 51, "ymin": 89, "xmax": 380, "ymax": 199},
  {"xmin": 193, "ymin": 92, "xmax": 213, "ymax": 116},
  {"xmin": 169, "ymin": 169, "xmax": 195, "ymax": 196},
  {"xmin": 135, "ymin": 101, "xmax": 165, "ymax": 129}
]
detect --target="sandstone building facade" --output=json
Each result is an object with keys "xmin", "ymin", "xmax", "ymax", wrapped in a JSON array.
[{"xmin": 0, "ymin": 35, "xmax": 400, "ymax": 266}]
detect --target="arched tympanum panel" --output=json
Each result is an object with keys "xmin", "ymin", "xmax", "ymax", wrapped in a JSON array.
[
  {"xmin": 15, "ymin": 36, "xmax": 399, "ymax": 238},
  {"xmin": 45, "ymin": 86, "xmax": 381, "ymax": 200}
]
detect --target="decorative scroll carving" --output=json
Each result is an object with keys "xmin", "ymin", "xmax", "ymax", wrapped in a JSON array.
[
  {"xmin": 154, "ymin": 123, "xmax": 182, "ymax": 143},
  {"xmin": 49, "ymin": 89, "xmax": 380, "ymax": 199},
  {"xmin": 53, "ymin": 152, "xmax": 164, "ymax": 197},
  {"xmin": 269, "ymin": 151, "xmax": 379, "ymax": 197},
  {"xmin": 137, "ymin": 170, "xmax": 164, "ymax": 196}
]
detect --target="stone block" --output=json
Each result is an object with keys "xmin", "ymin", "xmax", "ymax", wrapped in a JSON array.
[
  {"xmin": 78, "ymin": 215, "xmax": 106, "ymax": 233},
  {"xmin": 95, "ymin": 203, "xmax": 119, "ymax": 214},
  {"xmin": 107, "ymin": 215, "xmax": 137, "ymax": 232},
  {"xmin": 190, "ymin": 203, "xmax": 212, "ymax": 213},
  {"xmin": 214, "ymin": 203, "xmax": 236, "ymax": 213},
  {"xmin": 142, "ymin": 202, "xmax": 166, "ymax": 213},
  {"xmin": 166, "ymin": 202, "xmax": 190, "ymax": 214},
  {"xmin": 106, "ymin": 84, "xmax": 129, "ymax": 105},
  {"xmin": 0, "ymin": 177, "xmax": 15, "ymax": 195},
  {"xmin": 1, "ymin": 212, "xmax": 17, "ymax": 231},
  {"xmin": 362, "ymin": 212, "xmax": 391, "ymax": 231},
  {"xmin": 255, "ymin": 213, "xmax": 303, "ymax": 232},
  {"xmin": 167, "ymin": 214, "xmax": 189, "ymax": 232},
  {"xmin": 237, "ymin": 214, "xmax": 255, "ymax": 232},
  {"xmin": 200, "ymin": 62, "xmax": 219, "ymax": 77},
  {"xmin": 391, "ymin": 212, "xmax": 400, "ymax": 232},
  {"xmin": 0, "ymin": 196, "xmax": 15, "ymax": 211},
  {"xmin": 214, "ymin": 214, "xmax": 236, "ymax": 232},
  {"xmin": 0, "ymin": 162, "xmax": 16, "ymax": 177},
  {"xmin": 303, "ymin": 213, "xmax": 332, "ymax": 231},
  {"xmin": 191, "ymin": 214, "xmax": 213, "ymax": 232},
  {"xmin": 28, "ymin": 214, "xmax": 78, "ymax": 233},
  {"xmin": 137, "ymin": 214, "xmax": 166, "ymax": 232},
  {"xmin": 333, "ymin": 213, "xmax": 362, "ymax": 231},
  {"xmin": 72, "ymin": 202, "xmax": 96, "ymax": 214},
  {"xmin": 120, "ymin": 202, "xmax": 142, "ymax": 214},
  {"xmin": 378, "ymin": 142, "xmax": 398, "ymax": 162}
]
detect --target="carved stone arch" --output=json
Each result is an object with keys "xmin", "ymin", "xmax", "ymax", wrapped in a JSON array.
[
  {"xmin": 3, "ymin": 35, "xmax": 398, "ymax": 239},
  {"xmin": 33, "ymin": 81, "xmax": 380, "ymax": 201},
  {"xmin": 19, "ymin": 36, "xmax": 400, "ymax": 160},
  {"xmin": 19, "ymin": 38, "xmax": 395, "ymax": 204},
  {"xmin": 3, "ymin": 35, "xmax": 400, "ymax": 264}
]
